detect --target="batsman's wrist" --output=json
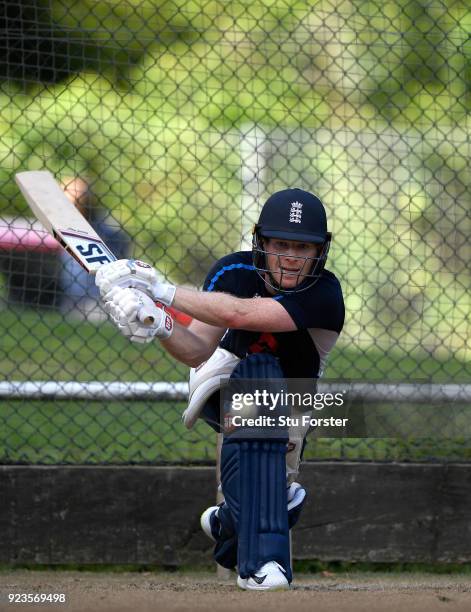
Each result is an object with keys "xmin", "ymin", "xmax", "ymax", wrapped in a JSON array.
[
  {"xmin": 158, "ymin": 325, "xmax": 173, "ymax": 340},
  {"xmin": 151, "ymin": 282, "xmax": 176, "ymax": 307}
]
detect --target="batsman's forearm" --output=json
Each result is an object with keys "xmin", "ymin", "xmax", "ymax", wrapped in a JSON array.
[
  {"xmin": 160, "ymin": 321, "xmax": 215, "ymax": 367},
  {"xmin": 173, "ymin": 287, "xmax": 251, "ymax": 328}
]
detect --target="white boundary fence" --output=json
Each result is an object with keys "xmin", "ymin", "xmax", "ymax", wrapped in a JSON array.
[{"xmin": 1, "ymin": 381, "xmax": 471, "ymax": 402}]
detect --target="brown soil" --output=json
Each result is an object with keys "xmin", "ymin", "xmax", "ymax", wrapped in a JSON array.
[{"xmin": 1, "ymin": 570, "xmax": 470, "ymax": 612}]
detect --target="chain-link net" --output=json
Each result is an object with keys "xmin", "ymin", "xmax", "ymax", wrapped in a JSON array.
[{"xmin": 0, "ymin": 0, "xmax": 470, "ymax": 464}]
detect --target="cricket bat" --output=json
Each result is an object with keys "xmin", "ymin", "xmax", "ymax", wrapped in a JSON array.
[{"xmin": 15, "ymin": 170, "xmax": 155, "ymax": 325}]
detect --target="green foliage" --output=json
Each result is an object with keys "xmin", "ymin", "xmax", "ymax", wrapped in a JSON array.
[
  {"xmin": 359, "ymin": 0, "xmax": 471, "ymax": 122},
  {"xmin": 0, "ymin": 71, "xmax": 242, "ymax": 283}
]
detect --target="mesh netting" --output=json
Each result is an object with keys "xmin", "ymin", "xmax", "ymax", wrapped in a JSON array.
[{"xmin": 0, "ymin": 0, "xmax": 470, "ymax": 463}]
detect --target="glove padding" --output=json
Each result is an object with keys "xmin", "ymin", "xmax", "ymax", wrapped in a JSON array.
[
  {"xmin": 103, "ymin": 287, "xmax": 173, "ymax": 343},
  {"xmin": 95, "ymin": 259, "xmax": 176, "ymax": 306}
]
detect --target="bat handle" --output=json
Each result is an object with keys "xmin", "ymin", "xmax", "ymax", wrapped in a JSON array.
[{"xmin": 137, "ymin": 308, "xmax": 155, "ymax": 327}]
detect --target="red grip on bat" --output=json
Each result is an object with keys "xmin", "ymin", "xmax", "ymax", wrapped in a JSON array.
[
  {"xmin": 153, "ymin": 303, "xmax": 192, "ymax": 327},
  {"xmin": 167, "ymin": 307, "xmax": 192, "ymax": 327}
]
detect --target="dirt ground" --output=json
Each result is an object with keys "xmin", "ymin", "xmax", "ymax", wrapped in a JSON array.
[{"xmin": 1, "ymin": 570, "xmax": 470, "ymax": 612}]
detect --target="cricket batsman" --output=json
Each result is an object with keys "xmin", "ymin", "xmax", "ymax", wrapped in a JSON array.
[{"xmin": 95, "ymin": 188, "xmax": 345, "ymax": 590}]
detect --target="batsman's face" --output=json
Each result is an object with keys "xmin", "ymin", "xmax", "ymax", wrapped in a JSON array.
[{"xmin": 263, "ymin": 238, "xmax": 320, "ymax": 291}]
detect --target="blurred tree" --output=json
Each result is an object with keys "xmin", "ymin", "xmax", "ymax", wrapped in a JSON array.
[
  {"xmin": 359, "ymin": 0, "xmax": 470, "ymax": 121},
  {"xmin": 0, "ymin": 0, "xmax": 199, "ymax": 86}
]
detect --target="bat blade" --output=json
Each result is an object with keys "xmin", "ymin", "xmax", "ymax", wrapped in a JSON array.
[
  {"xmin": 14, "ymin": 170, "xmax": 155, "ymax": 326},
  {"xmin": 15, "ymin": 170, "xmax": 115, "ymax": 273}
]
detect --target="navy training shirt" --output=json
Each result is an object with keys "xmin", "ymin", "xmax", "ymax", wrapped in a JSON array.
[{"xmin": 203, "ymin": 251, "xmax": 345, "ymax": 378}]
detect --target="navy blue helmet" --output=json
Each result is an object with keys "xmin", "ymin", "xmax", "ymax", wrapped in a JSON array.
[{"xmin": 252, "ymin": 188, "xmax": 331, "ymax": 293}]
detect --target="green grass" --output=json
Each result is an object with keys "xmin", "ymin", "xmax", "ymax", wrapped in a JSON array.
[
  {"xmin": 2, "ymin": 398, "xmax": 469, "ymax": 464},
  {"xmin": 1, "ymin": 307, "xmax": 470, "ymax": 464},
  {"xmin": 0, "ymin": 399, "xmax": 217, "ymax": 464},
  {"xmin": 2, "ymin": 307, "xmax": 470, "ymax": 383},
  {"xmin": 304, "ymin": 437, "xmax": 471, "ymax": 463},
  {"xmin": 0, "ymin": 308, "xmax": 187, "ymax": 382}
]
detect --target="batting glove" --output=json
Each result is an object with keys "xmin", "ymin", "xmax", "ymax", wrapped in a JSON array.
[
  {"xmin": 95, "ymin": 259, "xmax": 176, "ymax": 307},
  {"xmin": 103, "ymin": 287, "xmax": 173, "ymax": 343}
]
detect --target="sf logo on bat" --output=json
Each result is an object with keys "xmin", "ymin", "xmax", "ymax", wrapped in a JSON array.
[
  {"xmin": 59, "ymin": 231, "xmax": 116, "ymax": 271},
  {"xmin": 76, "ymin": 241, "xmax": 114, "ymax": 265}
]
